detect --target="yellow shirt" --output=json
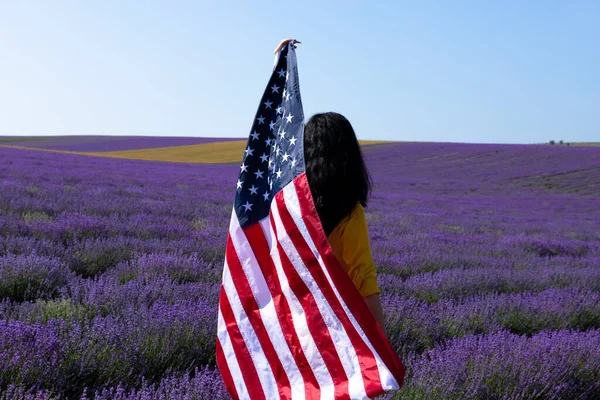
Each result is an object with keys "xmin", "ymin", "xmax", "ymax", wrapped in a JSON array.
[{"xmin": 326, "ymin": 203, "xmax": 381, "ymax": 297}]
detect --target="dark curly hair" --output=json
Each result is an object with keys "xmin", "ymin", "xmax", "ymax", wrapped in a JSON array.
[{"xmin": 303, "ymin": 112, "xmax": 372, "ymax": 236}]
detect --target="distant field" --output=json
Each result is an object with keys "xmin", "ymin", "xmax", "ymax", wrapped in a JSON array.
[
  {"xmin": 0, "ymin": 135, "xmax": 241, "ymax": 152},
  {"xmin": 0, "ymin": 137, "xmax": 389, "ymax": 164},
  {"xmin": 568, "ymin": 142, "xmax": 600, "ymax": 146}
]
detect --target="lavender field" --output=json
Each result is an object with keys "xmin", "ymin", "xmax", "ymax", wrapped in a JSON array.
[{"xmin": 1, "ymin": 142, "xmax": 600, "ymax": 399}]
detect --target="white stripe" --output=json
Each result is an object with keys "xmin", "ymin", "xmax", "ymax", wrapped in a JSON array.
[
  {"xmin": 222, "ymin": 262, "xmax": 277, "ymax": 397},
  {"xmin": 217, "ymin": 309, "xmax": 246, "ymax": 399},
  {"xmin": 271, "ymin": 196, "xmax": 368, "ymax": 400},
  {"xmin": 267, "ymin": 209, "xmax": 336, "ymax": 399},
  {"xmin": 283, "ymin": 183, "xmax": 400, "ymax": 391},
  {"xmin": 229, "ymin": 212, "xmax": 305, "ymax": 400}
]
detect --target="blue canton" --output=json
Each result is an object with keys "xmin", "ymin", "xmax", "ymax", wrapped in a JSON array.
[{"xmin": 235, "ymin": 43, "xmax": 305, "ymax": 228}]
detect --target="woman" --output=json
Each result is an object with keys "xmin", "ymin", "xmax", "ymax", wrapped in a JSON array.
[
  {"xmin": 303, "ymin": 112, "xmax": 386, "ymax": 329},
  {"xmin": 276, "ymin": 36, "xmax": 385, "ymax": 329}
]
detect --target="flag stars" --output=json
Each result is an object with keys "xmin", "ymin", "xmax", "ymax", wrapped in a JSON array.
[
  {"xmin": 259, "ymin": 154, "xmax": 269, "ymax": 163},
  {"xmin": 264, "ymin": 99, "xmax": 273, "ymax": 109},
  {"xmin": 277, "ymin": 69, "xmax": 285, "ymax": 78},
  {"xmin": 240, "ymin": 163, "xmax": 248, "ymax": 173},
  {"xmin": 286, "ymin": 113, "xmax": 294, "ymax": 123},
  {"xmin": 236, "ymin": 179, "xmax": 243, "ymax": 189},
  {"xmin": 248, "ymin": 185, "xmax": 258, "ymax": 195},
  {"xmin": 289, "ymin": 136, "xmax": 297, "ymax": 146},
  {"xmin": 276, "ymin": 168, "xmax": 283, "ymax": 179},
  {"xmin": 257, "ymin": 115, "xmax": 265, "ymax": 124},
  {"xmin": 281, "ymin": 152, "xmax": 289, "ymax": 162},
  {"xmin": 269, "ymin": 121, "xmax": 276, "ymax": 131},
  {"xmin": 279, "ymin": 129, "xmax": 286, "ymax": 139},
  {"xmin": 276, "ymin": 105, "xmax": 283, "ymax": 115},
  {"xmin": 254, "ymin": 169, "xmax": 264, "ymax": 179},
  {"xmin": 242, "ymin": 201, "xmax": 253, "ymax": 212},
  {"xmin": 291, "ymin": 158, "xmax": 298, "ymax": 168},
  {"xmin": 271, "ymin": 84, "xmax": 280, "ymax": 93},
  {"xmin": 265, "ymin": 137, "xmax": 272, "ymax": 147},
  {"xmin": 285, "ymin": 92, "xmax": 291, "ymax": 102},
  {"xmin": 262, "ymin": 191, "xmax": 270, "ymax": 201},
  {"xmin": 245, "ymin": 147, "xmax": 254, "ymax": 157},
  {"xmin": 250, "ymin": 131, "xmax": 260, "ymax": 141}
]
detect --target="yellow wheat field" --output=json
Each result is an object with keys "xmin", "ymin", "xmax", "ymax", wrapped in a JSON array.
[{"xmin": 0, "ymin": 139, "xmax": 390, "ymax": 164}]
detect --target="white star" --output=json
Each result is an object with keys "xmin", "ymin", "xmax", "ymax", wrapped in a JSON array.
[
  {"xmin": 285, "ymin": 92, "xmax": 291, "ymax": 102},
  {"xmin": 276, "ymin": 168, "xmax": 282, "ymax": 179},
  {"xmin": 276, "ymin": 105, "xmax": 282, "ymax": 114},
  {"xmin": 277, "ymin": 69, "xmax": 285, "ymax": 78},
  {"xmin": 257, "ymin": 115, "xmax": 265, "ymax": 124},
  {"xmin": 248, "ymin": 185, "xmax": 258, "ymax": 195},
  {"xmin": 259, "ymin": 154, "xmax": 268, "ymax": 163},
  {"xmin": 265, "ymin": 137, "xmax": 272, "ymax": 146},
  {"xmin": 236, "ymin": 179, "xmax": 243, "ymax": 189},
  {"xmin": 271, "ymin": 84, "xmax": 279, "ymax": 93},
  {"xmin": 289, "ymin": 136, "xmax": 297, "ymax": 146},
  {"xmin": 269, "ymin": 121, "xmax": 276, "ymax": 131},
  {"xmin": 286, "ymin": 71, "xmax": 289, "ymax": 80},
  {"xmin": 270, "ymin": 181, "xmax": 273, "ymax": 190},
  {"xmin": 275, "ymin": 146, "xmax": 280, "ymax": 156},
  {"xmin": 245, "ymin": 147, "xmax": 254, "ymax": 157},
  {"xmin": 282, "ymin": 88, "xmax": 287, "ymax": 98},
  {"xmin": 291, "ymin": 158, "xmax": 297, "ymax": 168},
  {"xmin": 286, "ymin": 114, "xmax": 294, "ymax": 123},
  {"xmin": 279, "ymin": 129, "xmax": 286, "ymax": 139},
  {"xmin": 242, "ymin": 201, "xmax": 252, "ymax": 212},
  {"xmin": 254, "ymin": 169, "xmax": 264, "ymax": 179},
  {"xmin": 240, "ymin": 163, "xmax": 248, "ymax": 173},
  {"xmin": 281, "ymin": 152, "xmax": 289, "ymax": 162},
  {"xmin": 268, "ymin": 158, "xmax": 274, "ymax": 169},
  {"xmin": 262, "ymin": 191, "xmax": 270, "ymax": 201},
  {"xmin": 250, "ymin": 131, "xmax": 260, "ymax": 141},
  {"xmin": 264, "ymin": 99, "xmax": 273, "ymax": 109}
]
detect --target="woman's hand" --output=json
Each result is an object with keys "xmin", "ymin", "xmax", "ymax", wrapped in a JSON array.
[{"xmin": 274, "ymin": 38, "xmax": 301, "ymax": 54}]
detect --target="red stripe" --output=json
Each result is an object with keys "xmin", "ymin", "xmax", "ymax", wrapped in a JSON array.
[
  {"xmin": 218, "ymin": 285, "xmax": 267, "ymax": 400},
  {"xmin": 216, "ymin": 338, "xmax": 240, "ymax": 400},
  {"xmin": 293, "ymin": 172, "xmax": 406, "ymax": 388},
  {"xmin": 270, "ymin": 198, "xmax": 351, "ymax": 400},
  {"xmin": 275, "ymin": 189, "xmax": 384, "ymax": 397},
  {"xmin": 225, "ymin": 235, "xmax": 291, "ymax": 399},
  {"xmin": 244, "ymin": 223, "xmax": 321, "ymax": 399}
]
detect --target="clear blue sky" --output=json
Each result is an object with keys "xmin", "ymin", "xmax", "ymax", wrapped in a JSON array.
[{"xmin": 1, "ymin": 1, "xmax": 598, "ymax": 144}]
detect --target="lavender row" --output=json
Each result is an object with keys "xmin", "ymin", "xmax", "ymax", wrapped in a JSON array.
[
  {"xmin": 3, "ymin": 329, "xmax": 598, "ymax": 400},
  {"xmin": 383, "ymin": 286, "xmax": 600, "ymax": 356}
]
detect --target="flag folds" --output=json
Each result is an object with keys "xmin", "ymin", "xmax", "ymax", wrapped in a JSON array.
[{"xmin": 216, "ymin": 42, "xmax": 405, "ymax": 400}]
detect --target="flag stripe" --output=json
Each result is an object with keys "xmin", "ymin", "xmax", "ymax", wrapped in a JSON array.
[
  {"xmin": 293, "ymin": 173, "xmax": 406, "ymax": 388},
  {"xmin": 218, "ymin": 285, "xmax": 268, "ymax": 400},
  {"xmin": 217, "ymin": 309, "xmax": 248, "ymax": 399},
  {"xmin": 278, "ymin": 183, "xmax": 385, "ymax": 398},
  {"xmin": 267, "ymin": 214, "xmax": 337, "ymax": 400},
  {"xmin": 284, "ymin": 178, "xmax": 398, "ymax": 393},
  {"xmin": 283, "ymin": 179, "xmax": 397, "ymax": 394},
  {"xmin": 225, "ymin": 235, "xmax": 292, "ymax": 399},
  {"xmin": 244, "ymin": 222, "xmax": 321, "ymax": 399},
  {"xmin": 271, "ymin": 195, "xmax": 352, "ymax": 400},
  {"xmin": 216, "ymin": 337, "xmax": 240, "ymax": 400}
]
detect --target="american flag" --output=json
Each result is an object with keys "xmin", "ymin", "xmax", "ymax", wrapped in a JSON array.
[{"xmin": 216, "ymin": 42, "xmax": 405, "ymax": 400}]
